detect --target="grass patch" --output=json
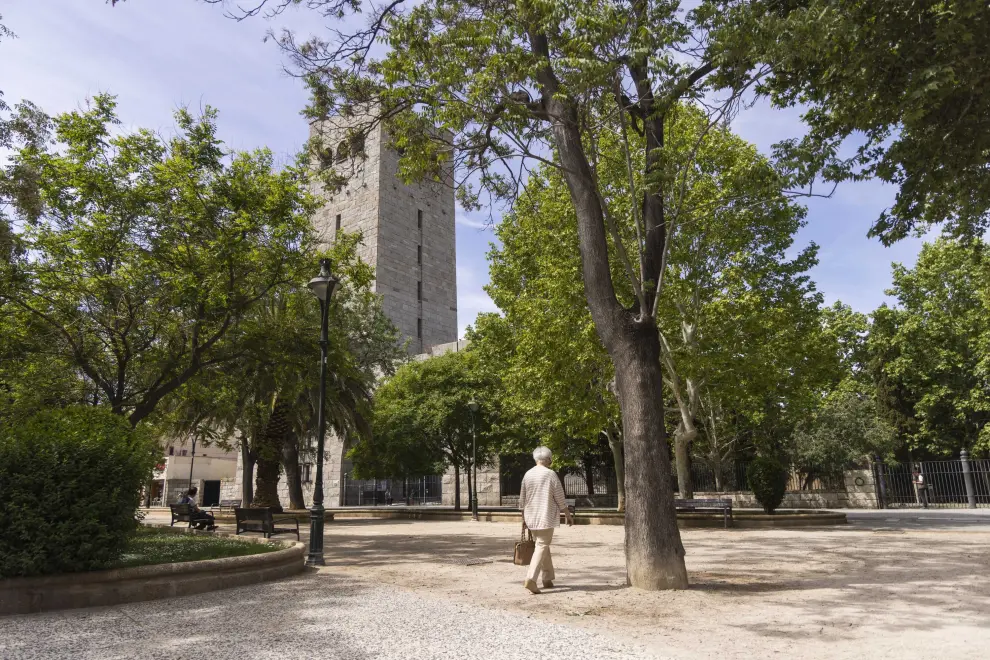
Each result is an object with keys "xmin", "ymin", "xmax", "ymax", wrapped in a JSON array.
[{"xmin": 111, "ymin": 526, "xmax": 281, "ymax": 569}]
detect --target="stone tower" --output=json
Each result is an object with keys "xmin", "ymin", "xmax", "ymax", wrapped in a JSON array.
[{"xmin": 309, "ymin": 114, "xmax": 458, "ymax": 353}]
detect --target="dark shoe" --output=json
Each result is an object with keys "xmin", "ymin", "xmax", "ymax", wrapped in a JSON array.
[
  {"xmin": 524, "ymin": 579, "xmax": 541, "ymax": 594},
  {"xmin": 543, "ymin": 579, "xmax": 554, "ymax": 589},
  {"xmin": 207, "ymin": 525, "xmax": 217, "ymax": 531}
]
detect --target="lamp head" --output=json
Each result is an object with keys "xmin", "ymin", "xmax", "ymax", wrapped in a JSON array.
[
  {"xmin": 307, "ymin": 258, "xmax": 339, "ymax": 302},
  {"xmin": 468, "ymin": 400, "xmax": 479, "ymax": 413}
]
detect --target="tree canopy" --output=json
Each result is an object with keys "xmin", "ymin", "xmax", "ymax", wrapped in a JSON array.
[
  {"xmin": 0, "ymin": 95, "xmax": 315, "ymax": 427},
  {"xmin": 869, "ymin": 238, "xmax": 990, "ymax": 454}
]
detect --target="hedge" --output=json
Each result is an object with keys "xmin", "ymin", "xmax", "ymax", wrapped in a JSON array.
[{"xmin": 0, "ymin": 406, "xmax": 158, "ymax": 577}]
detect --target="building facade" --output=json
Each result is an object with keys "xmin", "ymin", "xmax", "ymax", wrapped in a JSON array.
[
  {"xmin": 309, "ymin": 113, "xmax": 458, "ymax": 353},
  {"xmin": 224, "ymin": 112, "xmax": 460, "ymax": 509}
]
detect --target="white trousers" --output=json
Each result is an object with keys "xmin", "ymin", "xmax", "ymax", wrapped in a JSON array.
[{"xmin": 526, "ymin": 528, "xmax": 555, "ymax": 583}]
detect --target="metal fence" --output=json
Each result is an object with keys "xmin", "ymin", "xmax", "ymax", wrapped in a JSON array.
[
  {"xmin": 340, "ymin": 475, "xmax": 443, "ymax": 506},
  {"xmin": 504, "ymin": 459, "xmax": 846, "ymax": 508},
  {"xmin": 874, "ymin": 454, "xmax": 990, "ymax": 508}
]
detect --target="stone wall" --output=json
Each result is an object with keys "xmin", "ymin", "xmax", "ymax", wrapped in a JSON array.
[
  {"xmin": 441, "ymin": 462, "xmax": 501, "ymax": 507},
  {"xmin": 310, "ymin": 113, "xmax": 457, "ymax": 355}
]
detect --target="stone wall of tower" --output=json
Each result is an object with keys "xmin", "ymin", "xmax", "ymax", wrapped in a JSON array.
[
  {"xmin": 309, "ymin": 114, "xmax": 457, "ymax": 353},
  {"xmin": 376, "ymin": 139, "xmax": 458, "ymax": 353}
]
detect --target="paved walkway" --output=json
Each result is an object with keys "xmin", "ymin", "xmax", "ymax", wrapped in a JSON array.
[{"xmin": 0, "ymin": 570, "xmax": 660, "ymax": 660}]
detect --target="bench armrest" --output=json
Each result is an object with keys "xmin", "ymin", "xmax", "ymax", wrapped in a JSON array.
[{"xmin": 272, "ymin": 517, "xmax": 300, "ymax": 527}]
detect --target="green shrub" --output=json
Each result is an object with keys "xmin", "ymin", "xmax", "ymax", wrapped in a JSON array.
[
  {"xmin": 0, "ymin": 406, "xmax": 158, "ymax": 577},
  {"xmin": 747, "ymin": 455, "xmax": 789, "ymax": 514}
]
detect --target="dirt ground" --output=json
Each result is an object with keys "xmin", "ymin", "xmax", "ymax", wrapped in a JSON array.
[{"xmin": 315, "ymin": 518, "xmax": 990, "ymax": 660}]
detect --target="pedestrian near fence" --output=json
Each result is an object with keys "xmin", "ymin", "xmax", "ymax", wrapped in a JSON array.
[{"xmin": 518, "ymin": 446, "xmax": 573, "ymax": 594}]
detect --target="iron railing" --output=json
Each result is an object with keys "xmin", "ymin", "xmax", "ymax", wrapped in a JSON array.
[
  {"xmin": 874, "ymin": 456, "xmax": 990, "ymax": 508},
  {"xmin": 340, "ymin": 475, "xmax": 443, "ymax": 506}
]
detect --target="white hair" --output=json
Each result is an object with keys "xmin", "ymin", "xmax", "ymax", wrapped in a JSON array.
[{"xmin": 532, "ymin": 446, "xmax": 552, "ymax": 465}]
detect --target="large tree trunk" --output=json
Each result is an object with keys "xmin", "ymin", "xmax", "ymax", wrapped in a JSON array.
[
  {"xmin": 612, "ymin": 332, "xmax": 689, "ymax": 590},
  {"xmin": 605, "ymin": 427, "xmax": 625, "ymax": 512},
  {"xmin": 253, "ymin": 396, "xmax": 291, "ymax": 508},
  {"xmin": 673, "ymin": 427, "xmax": 696, "ymax": 499},
  {"xmin": 240, "ymin": 433, "xmax": 255, "ymax": 505},
  {"xmin": 453, "ymin": 464, "xmax": 461, "ymax": 511},
  {"xmin": 546, "ymin": 90, "xmax": 687, "ymax": 589},
  {"xmin": 282, "ymin": 432, "xmax": 306, "ymax": 510}
]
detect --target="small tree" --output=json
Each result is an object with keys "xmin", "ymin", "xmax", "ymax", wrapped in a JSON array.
[
  {"xmin": 747, "ymin": 455, "xmax": 788, "ymax": 515},
  {"xmin": 354, "ymin": 349, "xmax": 503, "ymax": 511}
]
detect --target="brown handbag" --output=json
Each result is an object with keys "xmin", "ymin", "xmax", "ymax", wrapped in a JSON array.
[{"xmin": 513, "ymin": 522, "xmax": 535, "ymax": 565}]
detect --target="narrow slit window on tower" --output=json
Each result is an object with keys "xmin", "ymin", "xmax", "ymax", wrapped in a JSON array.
[
  {"xmin": 417, "ymin": 209, "xmax": 423, "ymax": 229},
  {"xmin": 417, "ymin": 281, "xmax": 422, "ymax": 301},
  {"xmin": 335, "ymin": 214, "xmax": 341, "ymax": 231},
  {"xmin": 417, "ymin": 245, "xmax": 422, "ymax": 265},
  {"xmin": 417, "ymin": 318, "xmax": 422, "ymax": 338}
]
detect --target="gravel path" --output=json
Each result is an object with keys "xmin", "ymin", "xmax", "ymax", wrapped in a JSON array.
[{"xmin": 0, "ymin": 571, "xmax": 663, "ymax": 660}]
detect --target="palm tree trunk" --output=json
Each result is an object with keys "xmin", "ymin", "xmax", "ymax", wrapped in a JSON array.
[
  {"xmin": 282, "ymin": 432, "xmax": 306, "ymax": 510},
  {"xmin": 253, "ymin": 396, "xmax": 291, "ymax": 508}
]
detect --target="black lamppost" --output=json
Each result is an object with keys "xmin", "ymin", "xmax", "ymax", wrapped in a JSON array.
[
  {"xmin": 468, "ymin": 400, "xmax": 480, "ymax": 521},
  {"xmin": 306, "ymin": 258, "xmax": 339, "ymax": 567}
]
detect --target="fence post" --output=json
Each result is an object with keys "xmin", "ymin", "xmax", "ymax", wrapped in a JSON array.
[
  {"xmin": 961, "ymin": 449, "xmax": 977, "ymax": 509},
  {"xmin": 874, "ymin": 455, "xmax": 888, "ymax": 509}
]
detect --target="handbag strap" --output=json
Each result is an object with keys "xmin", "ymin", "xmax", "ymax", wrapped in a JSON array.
[{"xmin": 520, "ymin": 521, "xmax": 533, "ymax": 542}]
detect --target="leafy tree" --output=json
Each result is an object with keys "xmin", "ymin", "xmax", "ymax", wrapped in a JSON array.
[
  {"xmin": 0, "ymin": 95, "xmax": 313, "ymax": 427},
  {"xmin": 353, "ymin": 349, "xmax": 503, "ymax": 511},
  {"xmin": 869, "ymin": 238, "xmax": 990, "ymax": 454},
  {"xmin": 731, "ymin": 0, "xmax": 990, "ymax": 243},
  {"xmin": 159, "ymin": 232, "xmax": 405, "ymax": 508},
  {"xmin": 482, "ymin": 110, "xmax": 823, "ymax": 500},
  {"xmin": 791, "ymin": 386, "xmax": 898, "ymax": 484}
]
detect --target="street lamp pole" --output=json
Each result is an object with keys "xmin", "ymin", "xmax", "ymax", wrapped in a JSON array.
[
  {"xmin": 306, "ymin": 259, "xmax": 339, "ymax": 567},
  {"xmin": 468, "ymin": 400, "xmax": 480, "ymax": 521}
]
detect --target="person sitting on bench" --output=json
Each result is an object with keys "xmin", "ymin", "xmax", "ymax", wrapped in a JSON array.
[{"xmin": 178, "ymin": 487, "xmax": 216, "ymax": 531}]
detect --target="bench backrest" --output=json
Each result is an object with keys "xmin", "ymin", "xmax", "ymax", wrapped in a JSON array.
[
  {"xmin": 170, "ymin": 503, "xmax": 192, "ymax": 517},
  {"xmin": 674, "ymin": 498, "xmax": 731, "ymax": 507},
  {"xmin": 220, "ymin": 499, "xmax": 242, "ymax": 507},
  {"xmin": 235, "ymin": 507, "xmax": 274, "ymax": 526}
]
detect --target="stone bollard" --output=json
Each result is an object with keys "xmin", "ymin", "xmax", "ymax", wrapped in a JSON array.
[{"xmin": 961, "ymin": 449, "xmax": 977, "ymax": 509}]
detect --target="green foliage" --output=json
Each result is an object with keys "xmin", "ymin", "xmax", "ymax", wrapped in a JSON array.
[
  {"xmin": 0, "ymin": 406, "xmax": 157, "ymax": 577},
  {"xmin": 868, "ymin": 238, "xmax": 990, "ymax": 454},
  {"xmin": 791, "ymin": 386, "xmax": 898, "ymax": 479},
  {"xmin": 0, "ymin": 94, "xmax": 314, "ymax": 426},
  {"xmin": 353, "ymin": 349, "xmax": 505, "ymax": 479},
  {"xmin": 158, "ymin": 231, "xmax": 405, "ymax": 506},
  {"xmin": 731, "ymin": 0, "xmax": 990, "ymax": 243},
  {"xmin": 746, "ymin": 454, "xmax": 788, "ymax": 515}
]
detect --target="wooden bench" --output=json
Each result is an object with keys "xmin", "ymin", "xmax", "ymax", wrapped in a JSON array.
[
  {"xmin": 234, "ymin": 507, "xmax": 300, "ymax": 540},
  {"xmin": 674, "ymin": 498, "xmax": 733, "ymax": 528},
  {"xmin": 210, "ymin": 499, "xmax": 242, "ymax": 514},
  {"xmin": 170, "ymin": 503, "xmax": 193, "ymax": 528}
]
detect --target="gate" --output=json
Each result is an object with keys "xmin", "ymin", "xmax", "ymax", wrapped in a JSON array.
[{"xmin": 874, "ymin": 453, "xmax": 990, "ymax": 508}]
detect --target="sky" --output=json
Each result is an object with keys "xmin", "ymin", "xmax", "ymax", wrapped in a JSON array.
[{"xmin": 1, "ymin": 1, "xmax": 928, "ymax": 338}]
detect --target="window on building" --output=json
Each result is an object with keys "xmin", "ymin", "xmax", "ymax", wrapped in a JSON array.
[
  {"xmin": 417, "ymin": 281, "xmax": 422, "ymax": 301},
  {"xmin": 335, "ymin": 140, "xmax": 350, "ymax": 162},
  {"xmin": 168, "ymin": 446, "xmax": 174, "ymax": 456},
  {"xmin": 301, "ymin": 463, "xmax": 313, "ymax": 483},
  {"xmin": 180, "ymin": 449, "xmax": 188, "ymax": 457},
  {"xmin": 417, "ymin": 245, "xmax": 422, "ymax": 265},
  {"xmin": 335, "ymin": 214, "xmax": 341, "ymax": 232},
  {"xmin": 417, "ymin": 209, "xmax": 423, "ymax": 229},
  {"xmin": 417, "ymin": 318, "xmax": 423, "ymax": 338}
]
